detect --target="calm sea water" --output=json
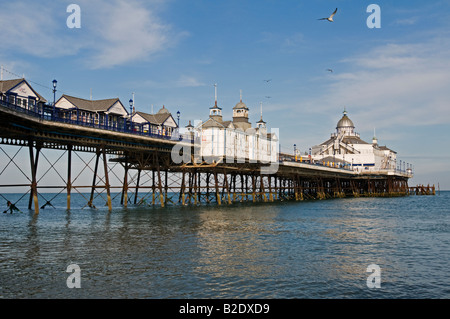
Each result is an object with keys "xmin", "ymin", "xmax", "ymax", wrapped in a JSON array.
[{"xmin": 0, "ymin": 191, "xmax": 449, "ymax": 299}]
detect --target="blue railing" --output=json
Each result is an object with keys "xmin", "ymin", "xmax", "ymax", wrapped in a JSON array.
[{"xmin": 0, "ymin": 99, "xmax": 189, "ymax": 142}]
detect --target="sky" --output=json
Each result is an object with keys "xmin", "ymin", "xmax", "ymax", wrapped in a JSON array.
[{"xmin": 1, "ymin": 0, "xmax": 450, "ymax": 189}]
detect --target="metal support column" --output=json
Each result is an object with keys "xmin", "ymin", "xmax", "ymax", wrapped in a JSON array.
[{"xmin": 102, "ymin": 148, "xmax": 112, "ymax": 211}]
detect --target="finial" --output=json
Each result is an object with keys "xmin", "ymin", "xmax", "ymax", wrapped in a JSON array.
[
  {"xmin": 343, "ymin": 107, "xmax": 347, "ymax": 115},
  {"xmin": 214, "ymin": 83, "xmax": 217, "ymax": 106},
  {"xmin": 240, "ymin": 89, "xmax": 243, "ymax": 102}
]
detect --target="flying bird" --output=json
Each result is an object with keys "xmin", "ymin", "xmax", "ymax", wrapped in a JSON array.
[
  {"xmin": 327, "ymin": 69, "xmax": 333, "ymax": 73},
  {"xmin": 263, "ymin": 79, "xmax": 272, "ymax": 83},
  {"xmin": 318, "ymin": 8, "xmax": 338, "ymax": 22}
]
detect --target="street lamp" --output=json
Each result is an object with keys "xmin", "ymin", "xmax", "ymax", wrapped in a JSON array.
[
  {"xmin": 128, "ymin": 99, "xmax": 133, "ymax": 132},
  {"xmin": 52, "ymin": 79, "xmax": 57, "ymax": 118},
  {"xmin": 129, "ymin": 99, "xmax": 133, "ymax": 115},
  {"xmin": 177, "ymin": 110, "xmax": 180, "ymax": 127},
  {"xmin": 294, "ymin": 144, "xmax": 297, "ymax": 161}
]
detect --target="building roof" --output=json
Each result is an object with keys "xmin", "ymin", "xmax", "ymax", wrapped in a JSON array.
[
  {"xmin": 60, "ymin": 94, "xmax": 123, "ymax": 112},
  {"xmin": 185, "ymin": 120, "xmax": 194, "ymax": 128},
  {"xmin": 336, "ymin": 112, "xmax": 354, "ymax": 128},
  {"xmin": 200, "ymin": 118, "xmax": 225, "ymax": 129},
  {"xmin": 342, "ymin": 135, "xmax": 368, "ymax": 145},
  {"xmin": 0, "ymin": 78, "xmax": 47, "ymax": 102},
  {"xmin": 136, "ymin": 111, "xmax": 171, "ymax": 125},
  {"xmin": 378, "ymin": 145, "xmax": 397, "ymax": 153},
  {"xmin": 233, "ymin": 99, "xmax": 248, "ymax": 110}
]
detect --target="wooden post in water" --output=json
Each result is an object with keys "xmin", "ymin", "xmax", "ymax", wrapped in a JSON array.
[
  {"xmin": 224, "ymin": 170, "xmax": 231, "ymax": 205},
  {"xmin": 88, "ymin": 149, "xmax": 101, "ymax": 208},
  {"xmin": 214, "ymin": 172, "xmax": 221, "ymax": 205},
  {"xmin": 134, "ymin": 169, "xmax": 141, "ymax": 205},
  {"xmin": 156, "ymin": 165, "xmax": 164, "ymax": 208},
  {"xmin": 28, "ymin": 142, "xmax": 40, "ymax": 214},
  {"xmin": 180, "ymin": 170, "xmax": 186, "ymax": 205}
]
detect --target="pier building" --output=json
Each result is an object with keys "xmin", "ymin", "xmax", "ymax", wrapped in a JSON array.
[
  {"xmin": 311, "ymin": 109, "xmax": 397, "ymax": 172},
  {"xmin": 55, "ymin": 94, "xmax": 129, "ymax": 129},
  {"xmin": 0, "ymin": 78, "xmax": 47, "ymax": 113},
  {"xmin": 192, "ymin": 92, "xmax": 277, "ymax": 163},
  {"xmin": 131, "ymin": 105, "xmax": 178, "ymax": 137}
]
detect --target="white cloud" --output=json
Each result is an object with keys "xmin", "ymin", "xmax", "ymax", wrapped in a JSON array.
[
  {"xmin": 84, "ymin": 0, "xmax": 186, "ymax": 69},
  {"xmin": 0, "ymin": 1, "xmax": 83, "ymax": 58},
  {"xmin": 0, "ymin": 0, "xmax": 185, "ymax": 69},
  {"xmin": 175, "ymin": 75, "xmax": 205, "ymax": 88},
  {"xmin": 300, "ymin": 38, "xmax": 450, "ymax": 131}
]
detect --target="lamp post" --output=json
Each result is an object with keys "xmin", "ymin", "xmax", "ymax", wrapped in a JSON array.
[
  {"xmin": 128, "ymin": 99, "xmax": 133, "ymax": 132},
  {"xmin": 294, "ymin": 144, "xmax": 297, "ymax": 161},
  {"xmin": 52, "ymin": 79, "xmax": 57, "ymax": 119},
  {"xmin": 129, "ymin": 99, "xmax": 133, "ymax": 114}
]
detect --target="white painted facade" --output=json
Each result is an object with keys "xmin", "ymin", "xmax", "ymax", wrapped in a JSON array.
[
  {"xmin": 0, "ymin": 79, "xmax": 46, "ymax": 111},
  {"xmin": 311, "ymin": 110, "xmax": 397, "ymax": 172},
  {"xmin": 194, "ymin": 97, "xmax": 278, "ymax": 164}
]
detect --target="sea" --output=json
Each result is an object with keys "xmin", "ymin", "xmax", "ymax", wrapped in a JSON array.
[{"xmin": 0, "ymin": 191, "xmax": 449, "ymax": 300}]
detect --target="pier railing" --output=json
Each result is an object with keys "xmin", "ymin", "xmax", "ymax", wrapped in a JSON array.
[{"xmin": 0, "ymin": 98, "xmax": 189, "ymax": 142}]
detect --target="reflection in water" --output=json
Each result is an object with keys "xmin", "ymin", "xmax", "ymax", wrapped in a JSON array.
[
  {"xmin": 194, "ymin": 206, "xmax": 282, "ymax": 291},
  {"xmin": 0, "ymin": 192, "xmax": 449, "ymax": 298}
]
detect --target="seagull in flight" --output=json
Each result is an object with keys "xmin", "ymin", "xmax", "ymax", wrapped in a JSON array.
[
  {"xmin": 263, "ymin": 79, "xmax": 272, "ymax": 83},
  {"xmin": 318, "ymin": 8, "xmax": 338, "ymax": 22},
  {"xmin": 327, "ymin": 68, "xmax": 333, "ymax": 73}
]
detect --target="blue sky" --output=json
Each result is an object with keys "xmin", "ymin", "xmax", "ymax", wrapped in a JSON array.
[{"xmin": 1, "ymin": 0, "xmax": 450, "ymax": 189}]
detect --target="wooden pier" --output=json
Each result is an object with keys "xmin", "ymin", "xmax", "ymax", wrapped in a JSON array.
[{"xmin": 0, "ymin": 99, "xmax": 428, "ymax": 214}]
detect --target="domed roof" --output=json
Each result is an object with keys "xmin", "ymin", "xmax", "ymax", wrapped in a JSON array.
[
  {"xmin": 233, "ymin": 99, "xmax": 248, "ymax": 110},
  {"xmin": 336, "ymin": 111, "xmax": 354, "ymax": 128},
  {"xmin": 157, "ymin": 105, "xmax": 170, "ymax": 114}
]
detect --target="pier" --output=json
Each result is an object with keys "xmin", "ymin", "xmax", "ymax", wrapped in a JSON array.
[{"xmin": 0, "ymin": 96, "xmax": 424, "ymax": 215}]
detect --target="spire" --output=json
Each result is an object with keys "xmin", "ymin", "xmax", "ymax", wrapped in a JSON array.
[
  {"xmin": 257, "ymin": 101, "xmax": 266, "ymax": 127},
  {"xmin": 260, "ymin": 101, "xmax": 263, "ymax": 120},
  {"xmin": 372, "ymin": 127, "xmax": 378, "ymax": 145},
  {"xmin": 343, "ymin": 106, "xmax": 347, "ymax": 116},
  {"xmin": 240, "ymin": 89, "xmax": 243, "ymax": 103},
  {"xmin": 214, "ymin": 83, "xmax": 217, "ymax": 107}
]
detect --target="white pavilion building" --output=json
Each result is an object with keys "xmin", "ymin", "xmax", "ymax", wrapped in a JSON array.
[
  {"xmin": 310, "ymin": 110, "xmax": 397, "ymax": 172},
  {"xmin": 190, "ymin": 88, "xmax": 278, "ymax": 164}
]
